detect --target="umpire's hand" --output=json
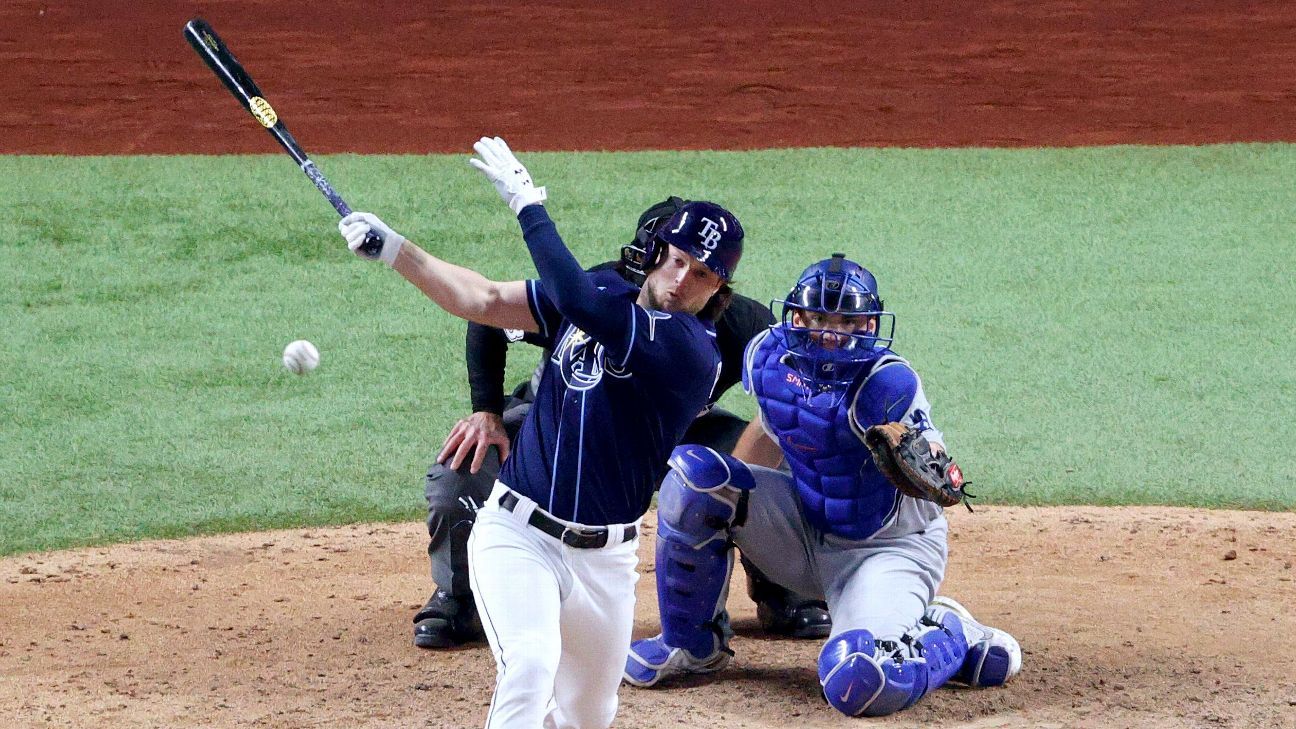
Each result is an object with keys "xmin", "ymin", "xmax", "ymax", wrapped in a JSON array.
[{"xmin": 437, "ymin": 411, "xmax": 511, "ymax": 473}]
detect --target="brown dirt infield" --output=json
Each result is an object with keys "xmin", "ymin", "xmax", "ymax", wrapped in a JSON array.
[
  {"xmin": 3, "ymin": 2, "xmax": 1295, "ymax": 727},
  {"xmin": 3, "ymin": 509, "xmax": 1294, "ymax": 728}
]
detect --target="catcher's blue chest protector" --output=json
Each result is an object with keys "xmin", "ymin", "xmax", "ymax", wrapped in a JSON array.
[{"xmin": 744, "ymin": 329, "xmax": 922, "ymax": 540}]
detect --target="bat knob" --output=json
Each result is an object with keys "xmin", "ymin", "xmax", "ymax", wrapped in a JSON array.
[{"xmin": 358, "ymin": 231, "xmax": 385, "ymax": 259}]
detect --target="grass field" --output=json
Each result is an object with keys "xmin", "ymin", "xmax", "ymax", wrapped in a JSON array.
[{"xmin": 2, "ymin": 144, "xmax": 1293, "ymax": 555}]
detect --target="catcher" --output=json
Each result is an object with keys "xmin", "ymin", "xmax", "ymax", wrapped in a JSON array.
[{"xmin": 625, "ymin": 253, "xmax": 1021, "ymax": 716}]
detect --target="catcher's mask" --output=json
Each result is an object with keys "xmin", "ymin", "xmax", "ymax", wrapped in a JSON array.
[
  {"xmin": 620, "ymin": 196, "xmax": 686, "ymax": 286},
  {"xmin": 774, "ymin": 253, "xmax": 894, "ymax": 394}
]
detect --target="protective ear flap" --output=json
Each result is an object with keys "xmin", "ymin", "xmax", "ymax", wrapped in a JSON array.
[
  {"xmin": 646, "ymin": 240, "xmax": 669, "ymax": 270},
  {"xmin": 624, "ymin": 196, "xmax": 688, "ymax": 283}
]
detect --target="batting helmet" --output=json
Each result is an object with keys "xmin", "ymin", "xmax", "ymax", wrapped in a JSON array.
[
  {"xmin": 644, "ymin": 201, "xmax": 744, "ymax": 281},
  {"xmin": 620, "ymin": 196, "xmax": 687, "ymax": 286},
  {"xmin": 775, "ymin": 253, "xmax": 894, "ymax": 392}
]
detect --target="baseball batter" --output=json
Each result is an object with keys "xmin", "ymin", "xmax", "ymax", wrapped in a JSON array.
[
  {"xmin": 340, "ymin": 136, "xmax": 746, "ymax": 728},
  {"xmin": 625, "ymin": 254, "xmax": 1022, "ymax": 716},
  {"xmin": 413, "ymin": 198, "xmax": 828, "ymax": 650}
]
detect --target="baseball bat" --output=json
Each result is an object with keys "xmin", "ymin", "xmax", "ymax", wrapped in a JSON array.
[{"xmin": 183, "ymin": 17, "xmax": 383, "ymax": 256}]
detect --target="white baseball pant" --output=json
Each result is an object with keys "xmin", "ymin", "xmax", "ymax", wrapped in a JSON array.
[{"xmin": 469, "ymin": 482, "xmax": 641, "ymax": 729}]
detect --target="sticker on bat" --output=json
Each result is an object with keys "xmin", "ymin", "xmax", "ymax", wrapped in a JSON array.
[{"xmin": 249, "ymin": 96, "xmax": 278, "ymax": 128}]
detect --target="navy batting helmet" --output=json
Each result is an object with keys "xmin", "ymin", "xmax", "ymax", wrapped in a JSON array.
[
  {"xmin": 645, "ymin": 201, "xmax": 744, "ymax": 281},
  {"xmin": 620, "ymin": 196, "xmax": 687, "ymax": 286},
  {"xmin": 775, "ymin": 253, "xmax": 894, "ymax": 392}
]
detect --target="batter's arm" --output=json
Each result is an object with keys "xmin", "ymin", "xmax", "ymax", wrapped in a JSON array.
[
  {"xmin": 515, "ymin": 205, "xmax": 630, "ymax": 344},
  {"xmin": 391, "ymin": 243, "xmax": 539, "ymax": 332},
  {"xmin": 339, "ymin": 212, "xmax": 539, "ymax": 332},
  {"xmin": 731, "ymin": 413, "xmax": 784, "ymax": 469}
]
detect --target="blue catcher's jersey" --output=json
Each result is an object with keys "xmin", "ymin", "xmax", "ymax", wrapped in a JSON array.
[
  {"xmin": 500, "ymin": 270, "xmax": 721, "ymax": 525},
  {"xmin": 742, "ymin": 327, "xmax": 945, "ymax": 540}
]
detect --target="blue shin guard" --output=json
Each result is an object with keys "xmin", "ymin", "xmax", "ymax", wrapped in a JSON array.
[
  {"xmin": 643, "ymin": 446, "xmax": 754, "ymax": 664},
  {"xmin": 817, "ymin": 620, "xmax": 967, "ymax": 717}
]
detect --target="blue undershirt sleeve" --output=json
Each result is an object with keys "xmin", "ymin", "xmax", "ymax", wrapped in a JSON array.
[{"xmin": 516, "ymin": 205, "xmax": 631, "ymax": 349}]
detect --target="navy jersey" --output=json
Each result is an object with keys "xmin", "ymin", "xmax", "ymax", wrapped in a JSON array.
[{"xmin": 499, "ymin": 214, "xmax": 721, "ymax": 525}]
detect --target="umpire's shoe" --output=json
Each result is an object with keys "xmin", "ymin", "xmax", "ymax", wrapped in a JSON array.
[
  {"xmin": 413, "ymin": 590, "xmax": 484, "ymax": 649},
  {"xmin": 746, "ymin": 563, "xmax": 831, "ymax": 639}
]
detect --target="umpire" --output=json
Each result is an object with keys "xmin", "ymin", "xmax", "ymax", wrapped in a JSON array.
[{"xmin": 413, "ymin": 197, "xmax": 831, "ymax": 648}]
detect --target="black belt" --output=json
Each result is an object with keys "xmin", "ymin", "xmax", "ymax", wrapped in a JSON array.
[{"xmin": 498, "ymin": 491, "xmax": 637, "ymax": 549}]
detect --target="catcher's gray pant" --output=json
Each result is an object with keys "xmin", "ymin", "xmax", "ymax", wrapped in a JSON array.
[
  {"xmin": 734, "ymin": 465, "xmax": 948, "ymax": 641},
  {"xmin": 424, "ymin": 405, "xmax": 747, "ymax": 598}
]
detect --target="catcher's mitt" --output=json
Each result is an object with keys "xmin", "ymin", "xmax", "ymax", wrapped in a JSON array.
[{"xmin": 863, "ymin": 422, "xmax": 974, "ymax": 511}]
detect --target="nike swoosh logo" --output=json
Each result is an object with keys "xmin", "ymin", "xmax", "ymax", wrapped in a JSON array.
[
  {"xmin": 884, "ymin": 397, "xmax": 905, "ymax": 416},
  {"xmin": 838, "ymin": 684, "xmax": 854, "ymax": 703}
]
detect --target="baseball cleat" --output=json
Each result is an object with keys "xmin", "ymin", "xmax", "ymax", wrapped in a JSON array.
[
  {"xmin": 746, "ymin": 560, "xmax": 832, "ymax": 639},
  {"xmin": 926, "ymin": 596, "xmax": 1021, "ymax": 687},
  {"xmin": 624, "ymin": 635, "xmax": 731, "ymax": 688},
  {"xmin": 756, "ymin": 597, "xmax": 832, "ymax": 639},
  {"xmin": 413, "ymin": 590, "xmax": 484, "ymax": 649}
]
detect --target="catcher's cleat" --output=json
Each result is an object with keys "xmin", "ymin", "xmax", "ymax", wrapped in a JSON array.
[
  {"xmin": 925, "ymin": 596, "xmax": 1021, "ymax": 687},
  {"xmin": 746, "ymin": 559, "xmax": 832, "ymax": 639},
  {"xmin": 624, "ymin": 635, "xmax": 731, "ymax": 688},
  {"xmin": 413, "ymin": 589, "xmax": 484, "ymax": 649},
  {"xmin": 756, "ymin": 595, "xmax": 832, "ymax": 639}
]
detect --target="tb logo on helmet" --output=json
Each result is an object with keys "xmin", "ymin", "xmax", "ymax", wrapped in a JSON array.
[
  {"xmin": 654, "ymin": 201, "xmax": 744, "ymax": 281},
  {"xmin": 695, "ymin": 217, "xmax": 725, "ymax": 259}
]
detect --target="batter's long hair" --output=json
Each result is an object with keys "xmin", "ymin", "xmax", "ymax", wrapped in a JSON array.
[{"xmin": 697, "ymin": 284, "xmax": 734, "ymax": 322}]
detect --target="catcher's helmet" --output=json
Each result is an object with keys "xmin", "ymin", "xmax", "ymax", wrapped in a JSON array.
[
  {"xmin": 642, "ymin": 201, "xmax": 744, "ymax": 281},
  {"xmin": 775, "ymin": 253, "xmax": 894, "ymax": 392},
  {"xmin": 620, "ymin": 196, "xmax": 686, "ymax": 286}
]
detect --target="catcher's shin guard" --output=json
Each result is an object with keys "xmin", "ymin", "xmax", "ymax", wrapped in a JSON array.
[
  {"xmin": 817, "ymin": 620, "xmax": 966, "ymax": 717},
  {"xmin": 926, "ymin": 596, "xmax": 1022, "ymax": 687},
  {"xmin": 648, "ymin": 446, "xmax": 753, "ymax": 668}
]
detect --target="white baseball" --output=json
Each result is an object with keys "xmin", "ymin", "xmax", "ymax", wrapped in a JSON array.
[{"xmin": 282, "ymin": 339, "xmax": 320, "ymax": 375}]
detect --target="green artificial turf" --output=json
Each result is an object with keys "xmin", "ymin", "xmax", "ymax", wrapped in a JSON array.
[{"xmin": 2, "ymin": 144, "xmax": 1292, "ymax": 554}]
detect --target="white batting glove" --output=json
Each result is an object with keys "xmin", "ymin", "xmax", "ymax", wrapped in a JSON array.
[
  {"xmin": 469, "ymin": 136, "xmax": 547, "ymax": 215},
  {"xmin": 339, "ymin": 212, "xmax": 405, "ymax": 266}
]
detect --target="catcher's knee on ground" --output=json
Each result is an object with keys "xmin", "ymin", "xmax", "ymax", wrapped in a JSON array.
[
  {"xmin": 625, "ymin": 445, "xmax": 754, "ymax": 687},
  {"xmin": 817, "ymin": 620, "xmax": 966, "ymax": 717}
]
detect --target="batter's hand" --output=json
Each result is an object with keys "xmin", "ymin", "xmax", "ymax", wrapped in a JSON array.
[
  {"xmin": 469, "ymin": 136, "xmax": 547, "ymax": 215},
  {"xmin": 339, "ymin": 212, "xmax": 405, "ymax": 265},
  {"xmin": 437, "ymin": 411, "xmax": 511, "ymax": 473}
]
